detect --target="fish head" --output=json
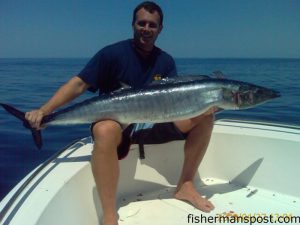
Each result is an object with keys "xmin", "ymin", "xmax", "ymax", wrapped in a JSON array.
[{"xmin": 232, "ymin": 84, "xmax": 280, "ymax": 109}]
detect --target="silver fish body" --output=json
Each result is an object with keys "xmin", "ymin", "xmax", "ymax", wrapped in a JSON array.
[
  {"xmin": 42, "ymin": 78, "xmax": 280, "ymax": 126},
  {"xmin": 0, "ymin": 77, "xmax": 280, "ymax": 149}
]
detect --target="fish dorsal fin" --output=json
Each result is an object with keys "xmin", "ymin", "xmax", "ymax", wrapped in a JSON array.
[
  {"xmin": 149, "ymin": 77, "xmax": 176, "ymax": 85},
  {"xmin": 211, "ymin": 71, "xmax": 226, "ymax": 79},
  {"xmin": 174, "ymin": 75, "xmax": 211, "ymax": 82},
  {"xmin": 149, "ymin": 75, "xmax": 211, "ymax": 86}
]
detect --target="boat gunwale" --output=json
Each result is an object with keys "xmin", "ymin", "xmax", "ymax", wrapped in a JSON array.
[
  {"xmin": 0, "ymin": 138, "xmax": 89, "ymax": 223},
  {"xmin": 215, "ymin": 118, "xmax": 300, "ymax": 135},
  {"xmin": 216, "ymin": 118, "xmax": 300, "ymax": 130}
]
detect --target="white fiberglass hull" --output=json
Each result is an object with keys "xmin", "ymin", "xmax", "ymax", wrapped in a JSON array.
[{"xmin": 1, "ymin": 119, "xmax": 300, "ymax": 225}]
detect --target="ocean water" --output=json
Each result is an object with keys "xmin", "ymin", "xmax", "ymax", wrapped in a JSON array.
[{"xmin": 0, "ymin": 58, "xmax": 299, "ymax": 200}]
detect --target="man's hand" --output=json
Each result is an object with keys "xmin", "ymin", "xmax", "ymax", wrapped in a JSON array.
[
  {"xmin": 25, "ymin": 109, "xmax": 46, "ymax": 129},
  {"xmin": 24, "ymin": 76, "xmax": 89, "ymax": 130}
]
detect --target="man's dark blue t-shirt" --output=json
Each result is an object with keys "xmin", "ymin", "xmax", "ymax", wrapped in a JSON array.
[{"xmin": 78, "ymin": 39, "xmax": 177, "ymax": 94}]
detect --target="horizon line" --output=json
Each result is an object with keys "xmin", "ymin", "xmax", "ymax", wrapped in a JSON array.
[{"xmin": 1, "ymin": 56, "xmax": 300, "ymax": 60}]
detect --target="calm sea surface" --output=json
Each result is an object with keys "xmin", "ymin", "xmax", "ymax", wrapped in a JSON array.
[{"xmin": 0, "ymin": 58, "xmax": 300, "ymax": 200}]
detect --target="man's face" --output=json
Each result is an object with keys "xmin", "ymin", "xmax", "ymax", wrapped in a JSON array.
[{"xmin": 132, "ymin": 8, "xmax": 162, "ymax": 50}]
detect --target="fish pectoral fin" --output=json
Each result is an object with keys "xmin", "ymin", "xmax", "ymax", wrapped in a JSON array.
[
  {"xmin": 111, "ymin": 82, "xmax": 132, "ymax": 94},
  {"xmin": 119, "ymin": 82, "xmax": 132, "ymax": 89}
]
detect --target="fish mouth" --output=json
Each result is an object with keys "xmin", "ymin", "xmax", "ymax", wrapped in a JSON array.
[
  {"xmin": 267, "ymin": 89, "xmax": 281, "ymax": 99},
  {"xmin": 274, "ymin": 90, "xmax": 281, "ymax": 98},
  {"xmin": 256, "ymin": 88, "xmax": 281, "ymax": 99}
]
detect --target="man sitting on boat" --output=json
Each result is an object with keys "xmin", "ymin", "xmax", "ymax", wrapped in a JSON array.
[{"xmin": 25, "ymin": 1, "xmax": 216, "ymax": 225}]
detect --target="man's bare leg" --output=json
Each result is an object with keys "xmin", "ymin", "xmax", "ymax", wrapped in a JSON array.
[
  {"xmin": 91, "ymin": 121, "xmax": 122, "ymax": 225},
  {"xmin": 174, "ymin": 112, "xmax": 215, "ymax": 212}
]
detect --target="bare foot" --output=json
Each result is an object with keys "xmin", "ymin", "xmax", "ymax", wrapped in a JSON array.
[{"xmin": 174, "ymin": 181, "xmax": 214, "ymax": 213}]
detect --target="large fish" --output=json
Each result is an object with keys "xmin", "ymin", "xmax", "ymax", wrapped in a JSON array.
[{"xmin": 0, "ymin": 76, "xmax": 280, "ymax": 149}]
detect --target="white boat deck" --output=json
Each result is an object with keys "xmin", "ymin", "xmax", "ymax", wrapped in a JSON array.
[
  {"xmin": 1, "ymin": 120, "xmax": 300, "ymax": 225},
  {"xmin": 117, "ymin": 179, "xmax": 299, "ymax": 224}
]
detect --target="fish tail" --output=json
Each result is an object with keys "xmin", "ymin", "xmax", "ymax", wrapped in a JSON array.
[{"xmin": 0, "ymin": 103, "xmax": 42, "ymax": 149}]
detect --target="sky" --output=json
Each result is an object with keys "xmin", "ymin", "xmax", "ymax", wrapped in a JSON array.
[{"xmin": 0, "ymin": 0, "xmax": 299, "ymax": 58}]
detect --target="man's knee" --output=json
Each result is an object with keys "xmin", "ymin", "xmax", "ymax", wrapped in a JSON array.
[
  {"xmin": 191, "ymin": 113, "xmax": 214, "ymax": 130},
  {"xmin": 175, "ymin": 113, "xmax": 214, "ymax": 133},
  {"xmin": 92, "ymin": 120, "xmax": 122, "ymax": 146}
]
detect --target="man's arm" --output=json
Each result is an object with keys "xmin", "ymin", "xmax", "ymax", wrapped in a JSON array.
[{"xmin": 25, "ymin": 76, "xmax": 90, "ymax": 129}]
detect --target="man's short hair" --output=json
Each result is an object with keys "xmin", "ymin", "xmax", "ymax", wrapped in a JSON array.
[{"xmin": 132, "ymin": 1, "xmax": 164, "ymax": 26}]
